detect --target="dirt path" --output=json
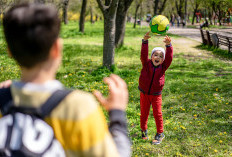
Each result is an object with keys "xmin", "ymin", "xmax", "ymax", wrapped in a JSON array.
[
  {"xmin": 169, "ymin": 27, "xmax": 232, "ymax": 42},
  {"xmin": 168, "ymin": 27, "xmax": 231, "ymax": 61},
  {"xmin": 169, "ymin": 27, "xmax": 202, "ymax": 42},
  {"xmin": 171, "ymin": 36, "xmax": 213, "ymax": 59}
]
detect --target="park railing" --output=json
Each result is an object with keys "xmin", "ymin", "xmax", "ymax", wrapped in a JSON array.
[{"xmin": 200, "ymin": 28, "xmax": 232, "ymax": 53}]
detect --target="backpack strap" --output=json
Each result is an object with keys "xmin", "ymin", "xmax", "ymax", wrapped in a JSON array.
[
  {"xmin": 39, "ymin": 89, "xmax": 72, "ymax": 118},
  {"xmin": 0, "ymin": 87, "xmax": 12, "ymax": 112},
  {"xmin": 3, "ymin": 89, "xmax": 72, "ymax": 118}
]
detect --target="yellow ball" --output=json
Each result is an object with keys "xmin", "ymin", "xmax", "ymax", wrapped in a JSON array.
[{"xmin": 150, "ymin": 15, "xmax": 170, "ymax": 34}]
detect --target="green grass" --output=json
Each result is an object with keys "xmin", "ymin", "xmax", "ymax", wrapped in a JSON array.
[
  {"xmin": 196, "ymin": 44, "xmax": 232, "ymax": 60},
  {"xmin": 0, "ymin": 21, "xmax": 232, "ymax": 156}
]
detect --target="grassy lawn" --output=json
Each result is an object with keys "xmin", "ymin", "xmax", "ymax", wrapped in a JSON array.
[{"xmin": 0, "ymin": 21, "xmax": 232, "ymax": 156}]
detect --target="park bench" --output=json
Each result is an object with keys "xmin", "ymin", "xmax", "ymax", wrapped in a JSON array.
[
  {"xmin": 200, "ymin": 28, "xmax": 232, "ymax": 53},
  {"xmin": 200, "ymin": 29, "xmax": 212, "ymax": 46},
  {"xmin": 214, "ymin": 34, "xmax": 232, "ymax": 53}
]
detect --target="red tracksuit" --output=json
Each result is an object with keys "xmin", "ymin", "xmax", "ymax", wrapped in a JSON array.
[{"xmin": 139, "ymin": 39, "xmax": 173, "ymax": 133}]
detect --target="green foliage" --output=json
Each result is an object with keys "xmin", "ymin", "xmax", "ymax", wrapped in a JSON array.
[{"xmin": 0, "ymin": 21, "xmax": 231, "ymax": 156}]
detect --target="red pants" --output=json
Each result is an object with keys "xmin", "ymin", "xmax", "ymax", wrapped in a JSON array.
[{"xmin": 140, "ymin": 92, "xmax": 163, "ymax": 133}]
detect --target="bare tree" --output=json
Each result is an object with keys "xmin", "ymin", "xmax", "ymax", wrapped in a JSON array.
[
  {"xmin": 96, "ymin": 0, "xmax": 119, "ymax": 69},
  {"xmin": 79, "ymin": 0, "xmax": 87, "ymax": 32},
  {"xmin": 115, "ymin": 0, "xmax": 134, "ymax": 48}
]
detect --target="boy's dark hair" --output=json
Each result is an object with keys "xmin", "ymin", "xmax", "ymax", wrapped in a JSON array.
[{"xmin": 3, "ymin": 3, "xmax": 61, "ymax": 68}]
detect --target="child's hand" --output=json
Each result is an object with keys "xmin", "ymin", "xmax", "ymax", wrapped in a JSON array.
[
  {"xmin": 93, "ymin": 74, "xmax": 128, "ymax": 111},
  {"xmin": 143, "ymin": 31, "xmax": 151, "ymax": 41},
  {"xmin": 0, "ymin": 80, "xmax": 12, "ymax": 88},
  {"xmin": 163, "ymin": 35, "xmax": 171, "ymax": 46}
]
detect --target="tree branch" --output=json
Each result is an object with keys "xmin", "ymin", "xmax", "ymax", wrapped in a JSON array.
[{"xmin": 96, "ymin": 0, "xmax": 110, "ymax": 13}]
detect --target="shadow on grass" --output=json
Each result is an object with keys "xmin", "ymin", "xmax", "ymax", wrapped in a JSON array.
[{"xmin": 195, "ymin": 44, "xmax": 232, "ymax": 61}]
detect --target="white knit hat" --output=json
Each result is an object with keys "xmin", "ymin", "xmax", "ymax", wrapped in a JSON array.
[{"xmin": 151, "ymin": 47, "xmax": 166, "ymax": 60}]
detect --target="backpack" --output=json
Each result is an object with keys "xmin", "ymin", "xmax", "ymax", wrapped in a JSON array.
[{"xmin": 0, "ymin": 88, "xmax": 71, "ymax": 157}]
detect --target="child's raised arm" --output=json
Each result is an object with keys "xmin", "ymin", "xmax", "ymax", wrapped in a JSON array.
[
  {"xmin": 143, "ymin": 31, "xmax": 151, "ymax": 41},
  {"xmin": 163, "ymin": 35, "xmax": 171, "ymax": 46}
]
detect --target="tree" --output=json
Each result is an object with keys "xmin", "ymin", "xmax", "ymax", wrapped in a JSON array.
[
  {"xmin": 154, "ymin": 0, "xmax": 168, "ymax": 15},
  {"xmin": 62, "ymin": 0, "xmax": 69, "ymax": 25},
  {"xmin": 190, "ymin": 0, "xmax": 201, "ymax": 25},
  {"xmin": 88, "ymin": 0, "xmax": 99, "ymax": 24},
  {"xmin": 79, "ymin": 0, "xmax": 88, "ymax": 32},
  {"xmin": 158, "ymin": 0, "xmax": 168, "ymax": 14},
  {"xmin": 184, "ymin": 0, "xmax": 187, "ymax": 24},
  {"xmin": 90, "ymin": 5, "xmax": 94, "ymax": 23},
  {"xmin": 115, "ymin": 0, "xmax": 134, "ymax": 48},
  {"xmin": 175, "ymin": 0, "xmax": 185, "ymax": 18},
  {"xmin": 133, "ymin": 0, "xmax": 143, "ymax": 28},
  {"xmin": 154, "ymin": 0, "xmax": 159, "ymax": 15},
  {"xmin": 96, "ymin": 0, "xmax": 119, "ymax": 69},
  {"xmin": 211, "ymin": 0, "xmax": 229, "ymax": 25}
]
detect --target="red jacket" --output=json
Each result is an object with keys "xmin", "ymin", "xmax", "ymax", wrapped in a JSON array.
[{"xmin": 138, "ymin": 40, "xmax": 173, "ymax": 95}]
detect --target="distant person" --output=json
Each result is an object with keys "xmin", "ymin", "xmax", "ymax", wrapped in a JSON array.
[
  {"xmin": 200, "ymin": 18, "xmax": 209, "ymax": 29},
  {"xmin": 230, "ymin": 16, "xmax": 232, "ymax": 25},
  {"xmin": 137, "ymin": 19, "xmax": 141, "ymax": 25},
  {"xmin": 138, "ymin": 32, "xmax": 173, "ymax": 145},
  {"xmin": 170, "ymin": 14, "xmax": 175, "ymax": 27},
  {"xmin": 146, "ymin": 14, "xmax": 152, "ymax": 22},
  {"xmin": 182, "ymin": 19, "xmax": 186, "ymax": 27},
  {"xmin": 1, "ymin": 3, "xmax": 131, "ymax": 157},
  {"xmin": 177, "ymin": 16, "xmax": 181, "ymax": 27},
  {"xmin": 127, "ymin": 15, "xmax": 131, "ymax": 22},
  {"xmin": 196, "ymin": 15, "xmax": 200, "ymax": 23}
]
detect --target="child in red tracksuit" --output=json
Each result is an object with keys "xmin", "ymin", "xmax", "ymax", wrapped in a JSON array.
[{"xmin": 138, "ymin": 32, "xmax": 173, "ymax": 145}]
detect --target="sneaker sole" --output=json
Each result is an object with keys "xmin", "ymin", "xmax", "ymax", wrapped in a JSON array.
[{"xmin": 152, "ymin": 137, "xmax": 165, "ymax": 145}]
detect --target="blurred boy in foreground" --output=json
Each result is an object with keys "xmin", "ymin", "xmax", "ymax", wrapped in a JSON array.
[{"xmin": 1, "ymin": 3, "xmax": 131, "ymax": 157}]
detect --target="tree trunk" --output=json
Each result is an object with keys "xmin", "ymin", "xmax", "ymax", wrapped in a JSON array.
[
  {"xmin": 192, "ymin": 9, "xmax": 197, "ymax": 25},
  {"xmin": 115, "ymin": 8, "xmax": 127, "ymax": 48},
  {"xmin": 208, "ymin": 8, "xmax": 213, "ymax": 25},
  {"xmin": 133, "ymin": 4, "xmax": 140, "ymax": 28},
  {"xmin": 184, "ymin": 0, "xmax": 187, "ymax": 23},
  {"xmin": 191, "ymin": 2, "xmax": 199, "ymax": 25},
  {"xmin": 158, "ymin": 0, "xmax": 167, "ymax": 15},
  {"xmin": 63, "ymin": 0, "xmax": 69, "ymax": 25},
  {"xmin": 176, "ymin": 0, "xmax": 184, "ymax": 18},
  {"xmin": 218, "ymin": 10, "xmax": 222, "ymax": 26},
  {"xmin": 115, "ymin": 0, "xmax": 133, "ymax": 48},
  {"xmin": 90, "ymin": 6, "xmax": 94, "ymax": 24},
  {"xmin": 103, "ymin": 17, "xmax": 116, "ymax": 68},
  {"xmin": 96, "ymin": 15, "xmax": 98, "ymax": 21},
  {"xmin": 79, "ymin": 0, "xmax": 87, "ymax": 33},
  {"xmin": 154, "ymin": 0, "xmax": 159, "ymax": 16},
  {"xmin": 96, "ymin": 0, "xmax": 119, "ymax": 69}
]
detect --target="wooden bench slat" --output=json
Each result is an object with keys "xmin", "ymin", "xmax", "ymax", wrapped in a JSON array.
[{"xmin": 200, "ymin": 28, "xmax": 232, "ymax": 53}]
